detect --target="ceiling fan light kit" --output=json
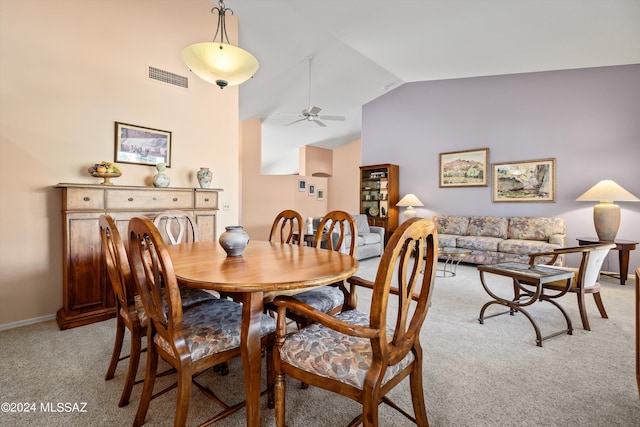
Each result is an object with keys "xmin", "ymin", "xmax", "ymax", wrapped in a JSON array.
[
  {"xmin": 182, "ymin": 0, "xmax": 259, "ymax": 89},
  {"xmin": 283, "ymin": 56, "xmax": 346, "ymax": 127}
]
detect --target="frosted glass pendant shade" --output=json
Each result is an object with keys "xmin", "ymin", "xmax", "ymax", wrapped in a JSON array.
[{"xmin": 182, "ymin": 42, "xmax": 259, "ymax": 88}]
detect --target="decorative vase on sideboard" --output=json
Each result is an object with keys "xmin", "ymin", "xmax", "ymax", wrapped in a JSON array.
[
  {"xmin": 153, "ymin": 163, "xmax": 170, "ymax": 188},
  {"xmin": 197, "ymin": 167, "xmax": 212, "ymax": 188},
  {"xmin": 219, "ymin": 226, "xmax": 249, "ymax": 257}
]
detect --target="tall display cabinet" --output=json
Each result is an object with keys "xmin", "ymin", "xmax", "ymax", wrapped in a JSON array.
[
  {"xmin": 55, "ymin": 183, "xmax": 222, "ymax": 329},
  {"xmin": 359, "ymin": 164, "xmax": 399, "ymax": 241}
]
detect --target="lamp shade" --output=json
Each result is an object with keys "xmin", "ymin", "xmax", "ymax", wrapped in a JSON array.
[
  {"xmin": 576, "ymin": 180, "xmax": 639, "ymax": 241},
  {"xmin": 181, "ymin": 42, "xmax": 259, "ymax": 88},
  {"xmin": 396, "ymin": 194, "xmax": 424, "ymax": 207}
]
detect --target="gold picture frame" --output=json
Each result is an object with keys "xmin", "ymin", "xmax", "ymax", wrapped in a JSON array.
[
  {"xmin": 492, "ymin": 158, "xmax": 556, "ymax": 202},
  {"xmin": 439, "ymin": 148, "xmax": 489, "ymax": 187},
  {"xmin": 114, "ymin": 122, "xmax": 171, "ymax": 167}
]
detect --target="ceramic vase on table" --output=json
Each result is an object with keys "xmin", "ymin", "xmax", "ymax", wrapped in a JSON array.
[
  {"xmin": 197, "ymin": 167, "xmax": 212, "ymax": 188},
  {"xmin": 219, "ymin": 226, "xmax": 249, "ymax": 257},
  {"xmin": 153, "ymin": 163, "xmax": 170, "ymax": 188}
]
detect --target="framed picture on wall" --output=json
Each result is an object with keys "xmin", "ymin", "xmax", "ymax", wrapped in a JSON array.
[
  {"xmin": 308, "ymin": 184, "xmax": 315, "ymax": 196},
  {"xmin": 439, "ymin": 148, "xmax": 489, "ymax": 187},
  {"xmin": 492, "ymin": 158, "xmax": 556, "ymax": 202},
  {"xmin": 298, "ymin": 179, "xmax": 306, "ymax": 192},
  {"xmin": 114, "ymin": 122, "xmax": 171, "ymax": 167},
  {"xmin": 317, "ymin": 189, "xmax": 324, "ymax": 201}
]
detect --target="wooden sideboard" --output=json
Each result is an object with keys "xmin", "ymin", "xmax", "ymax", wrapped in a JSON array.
[{"xmin": 55, "ymin": 183, "xmax": 222, "ymax": 330}]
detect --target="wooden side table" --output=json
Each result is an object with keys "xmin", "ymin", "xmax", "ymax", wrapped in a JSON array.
[{"xmin": 577, "ymin": 237, "xmax": 638, "ymax": 285}]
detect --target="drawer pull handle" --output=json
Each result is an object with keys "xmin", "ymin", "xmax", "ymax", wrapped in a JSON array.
[
  {"xmin": 204, "ymin": 198, "xmax": 210, "ymax": 202},
  {"xmin": 83, "ymin": 197, "xmax": 90, "ymax": 202},
  {"xmin": 173, "ymin": 198, "xmax": 178, "ymax": 202},
  {"xmin": 128, "ymin": 197, "xmax": 134, "ymax": 202},
  {"xmin": 153, "ymin": 197, "xmax": 157, "ymax": 201}
]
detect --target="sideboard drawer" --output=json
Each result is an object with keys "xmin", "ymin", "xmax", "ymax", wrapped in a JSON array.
[
  {"xmin": 64, "ymin": 188, "xmax": 105, "ymax": 210},
  {"xmin": 195, "ymin": 191, "xmax": 218, "ymax": 209},
  {"xmin": 105, "ymin": 189, "xmax": 194, "ymax": 210}
]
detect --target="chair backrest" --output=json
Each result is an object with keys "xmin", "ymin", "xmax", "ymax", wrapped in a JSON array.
[
  {"xmin": 314, "ymin": 210, "xmax": 357, "ymax": 256},
  {"xmin": 99, "ymin": 214, "xmax": 136, "ymax": 309},
  {"xmin": 153, "ymin": 210, "xmax": 199, "ymax": 245},
  {"xmin": 578, "ymin": 244, "xmax": 616, "ymax": 288},
  {"xmin": 128, "ymin": 216, "xmax": 184, "ymax": 346},
  {"xmin": 269, "ymin": 209, "xmax": 304, "ymax": 245},
  {"xmin": 369, "ymin": 217, "xmax": 438, "ymax": 366}
]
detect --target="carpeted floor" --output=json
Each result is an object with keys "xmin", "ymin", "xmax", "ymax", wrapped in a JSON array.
[{"xmin": 1, "ymin": 258, "xmax": 638, "ymax": 426}]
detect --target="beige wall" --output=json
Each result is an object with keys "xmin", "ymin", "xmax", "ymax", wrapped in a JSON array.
[
  {"xmin": 329, "ymin": 139, "xmax": 362, "ymax": 214},
  {"xmin": 240, "ymin": 119, "xmax": 332, "ymax": 240},
  {"xmin": 0, "ymin": 0, "xmax": 241, "ymax": 327}
]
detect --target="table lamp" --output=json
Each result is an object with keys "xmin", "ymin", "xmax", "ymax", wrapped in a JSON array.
[
  {"xmin": 396, "ymin": 194, "xmax": 423, "ymax": 219},
  {"xmin": 576, "ymin": 179, "xmax": 639, "ymax": 241}
]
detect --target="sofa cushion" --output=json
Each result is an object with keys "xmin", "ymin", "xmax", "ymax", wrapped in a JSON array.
[
  {"xmin": 437, "ymin": 234, "xmax": 457, "ymax": 248},
  {"xmin": 467, "ymin": 216, "xmax": 509, "ymax": 239},
  {"xmin": 352, "ymin": 214, "xmax": 370, "ymax": 234},
  {"xmin": 432, "ymin": 215, "xmax": 470, "ymax": 236},
  {"xmin": 457, "ymin": 236, "xmax": 503, "ymax": 252},
  {"xmin": 359, "ymin": 232, "xmax": 381, "ymax": 245},
  {"xmin": 508, "ymin": 217, "xmax": 566, "ymax": 241},
  {"xmin": 498, "ymin": 239, "xmax": 562, "ymax": 256}
]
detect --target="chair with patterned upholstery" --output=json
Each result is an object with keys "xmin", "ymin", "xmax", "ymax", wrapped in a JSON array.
[
  {"xmin": 528, "ymin": 243, "xmax": 616, "ymax": 331},
  {"xmin": 286, "ymin": 210, "xmax": 358, "ymax": 329},
  {"xmin": 100, "ymin": 214, "xmax": 148, "ymax": 408},
  {"xmin": 269, "ymin": 209, "xmax": 304, "ymax": 245},
  {"xmin": 273, "ymin": 217, "xmax": 438, "ymax": 426},
  {"xmin": 128, "ymin": 216, "xmax": 276, "ymax": 426}
]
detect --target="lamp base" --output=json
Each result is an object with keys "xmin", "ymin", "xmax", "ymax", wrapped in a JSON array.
[
  {"xmin": 593, "ymin": 202, "xmax": 620, "ymax": 241},
  {"xmin": 404, "ymin": 206, "xmax": 417, "ymax": 219}
]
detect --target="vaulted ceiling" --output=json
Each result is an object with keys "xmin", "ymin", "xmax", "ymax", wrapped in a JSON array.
[{"xmin": 224, "ymin": 0, "xmax": 640, "ymax": 174}]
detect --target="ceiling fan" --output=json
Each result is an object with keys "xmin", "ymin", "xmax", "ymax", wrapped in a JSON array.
[{"xmin": 282, "ymin": 56, "xmax": 346, "ymax": 127}]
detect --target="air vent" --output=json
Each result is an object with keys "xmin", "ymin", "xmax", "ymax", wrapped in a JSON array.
[{"xmin": 148, "ymin": 66, "xmax": 188, "ymax": 88}]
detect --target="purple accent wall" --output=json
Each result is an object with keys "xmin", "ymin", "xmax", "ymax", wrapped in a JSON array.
[{"xmin": 363, "ymin": 64, "xmax": 640, "ymax": 270}]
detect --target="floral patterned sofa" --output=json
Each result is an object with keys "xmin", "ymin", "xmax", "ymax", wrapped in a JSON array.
[{"xmin": 430, "ymin": 214, "xmax": 566, "ymax": 265}]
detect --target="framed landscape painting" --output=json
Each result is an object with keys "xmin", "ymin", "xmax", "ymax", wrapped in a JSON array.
[
  {"xmin": 492, "ymin": 158, "xmax": 556, "ymax": 202},
  {"xmin": 439, "ymin": 148, "xmax": 489, "ymax": 187},
  {"xmin": 115, "ymin": 122, "xmax": 171, "ymax": 167}
]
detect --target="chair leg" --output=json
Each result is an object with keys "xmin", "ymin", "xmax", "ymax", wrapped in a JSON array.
[
  {"xmin": 105, "ymin": 314, "xmax": 125, "ymax": 380},
  {"xmin": 174, "ymin": 369, "xmax": 192, "ymax": 427},
  {"xmin": 274, "ymin": 373, "xmax": 286, "ymax": 427},
  {"xmin": 266, "ymin": 344, "xmax": 275, "ymax": 409},
  {"xmin": 592, "ymin": 291, "xmax": 608, "ymax": 319},
  {"xmin": 119, "ymin": 330, "xmax": 142, "ymax": 407},
  {"xmin": 362, "ymin": 390, "xmax": 380, "ymax": 427},
  {"xmin": 576, "ymin": 291, "xmax": 591, "ymax": 331},
  {"xmin": 134, "ymin": 342, "xmax": 158, "ymax": 427},
  {"xmin": 409, "ymin": 363, "xmax": 429, "ymax": 426}
]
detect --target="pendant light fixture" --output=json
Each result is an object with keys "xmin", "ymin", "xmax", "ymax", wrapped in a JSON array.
[{"xmin": 181, "ymin": 0, "xmax": 259, "ymax": 89}]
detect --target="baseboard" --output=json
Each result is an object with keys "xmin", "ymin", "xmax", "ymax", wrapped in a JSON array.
[{"xmin": 0, "ymin": 314, "xmax": 56, "ymax": 332}]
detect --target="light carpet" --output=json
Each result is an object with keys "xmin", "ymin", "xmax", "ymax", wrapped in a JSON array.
[{"xmin": 0, "ymin": 258, "xmax": 638, "ymax": 426}]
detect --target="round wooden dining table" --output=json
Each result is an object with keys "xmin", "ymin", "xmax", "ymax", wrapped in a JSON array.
[{"xmin": 166, "ymin": 240, "xmax": 359, "ymax": 427}]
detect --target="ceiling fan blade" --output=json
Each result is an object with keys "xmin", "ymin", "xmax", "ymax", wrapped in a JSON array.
[
  {"xmin": 285, "ymin": 118, "xmax": 306, "ymax": 126},
  {"xmin": 318, "ymin": 115, "xmax": 345, "ymax": 121},
  {"xmin": 307, "ymin": 106, "xmax": 322, "ymax": 115},
  {"xmin": 314, "ymin": 119, "xmax": 327, "ymax": 127}
]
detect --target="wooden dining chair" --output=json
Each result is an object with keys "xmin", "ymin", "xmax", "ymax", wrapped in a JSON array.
[
  {"xmin": 153, "ymin": 209, "xmax": 220, "ymax": 303},
  {"xmin": 153, "ymin": 210, "xmax": 200, "ymax": 244},
  {"xmin": 128, "ymin": 216, "xmax": 276, "ymax": 427},
  {"xmin": 272, "ymin": 217, "xmax": 438, "ymax": 426},
  {"xmin": 269, "ymin": 209, "xmax": 304, "ymax": 245},
  {"xmin": 286, "ymin": 210, "xmax": 358, "ymax": 328},
  {"xmin": 100, "ymin": 214, "xmax": 148, "ymax": 408},
  {"xmin": 528, "ymin": 243, "xmax": 616, "ymax": 331}
]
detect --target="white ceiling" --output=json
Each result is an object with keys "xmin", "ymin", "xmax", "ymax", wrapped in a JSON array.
[{"xmin": 223, "ymin": 0, "xmax": 640, "ymax": 174}]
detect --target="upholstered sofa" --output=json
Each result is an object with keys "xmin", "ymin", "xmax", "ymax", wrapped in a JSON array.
[
  {"xmin": 430, "ymin": 214, "xmax": 566, "ymax": 265},
  {"xmin": 319, "ymin": 214, "xmax": 385, "ymax": 261}
]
